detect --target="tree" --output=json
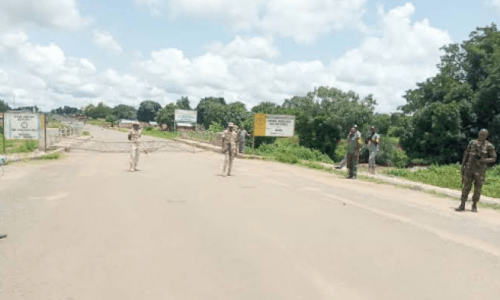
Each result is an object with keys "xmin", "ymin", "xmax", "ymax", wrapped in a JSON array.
[
  {"xmin": 0, "ymin": 100, "xmax": 11, "ymax": 112},
  {"xmin": 112, "ymin": 104, "xmax": 137, "ymax": 120},
  {"xmin": 155, "ymin": 103, "xmax": 176, "ymax": 128},
  {"xmin": 196, "ymin": 97, "xmax": 226, "ymax": 126},
  {"xmin": 137, "ymin": 100, "xmax": 162, "ymax": 122},
  {"xmin": 400, "ymin": 24, "xmax": 500, "ymax": 162},
  {"xmin": 176, "ymin": 96, "xmax": 191, "ymax": 110},
  {"xmin": 105, "ymin": 114, "xmax": 118, "ymax": 127}
]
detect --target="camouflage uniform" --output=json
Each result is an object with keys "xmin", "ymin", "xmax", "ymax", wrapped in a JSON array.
[
  {"xmin": 129, "ymin": 126, "xmax": 142, "ymax": 171},
  {"xmin": 222, "ymin": 125, "xmax": 238, "ymax": 176},
  {"xmin": 346, "ymin": 130, "xmax": 362, "ymax": 179},
  {"xmin": 458, "ymin": 139, "xmax": 496, "ymax": 212}
]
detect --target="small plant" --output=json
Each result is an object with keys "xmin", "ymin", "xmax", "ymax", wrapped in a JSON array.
[
  {"xmin": 38, "ymin": 152, "xmax": 61, "ymax": 160},
  {"xmin": 82, "ymin": 131, "xmax": 90, "ymax": 136},
  {"xmin": 274, "ymin": 150, "xmax": 299, "ymax": 164}
]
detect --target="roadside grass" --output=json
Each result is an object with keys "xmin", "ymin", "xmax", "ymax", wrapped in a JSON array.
[
  {"xmin": 88, "ymin": 119, "xmax": 108, "ymax": 126},
  {"xmin": 384, "ymin": 164, "xmax": 500, "ymax": 199},
  {"xmin": 0, "ymin": 134, "xmax": 39, "ymax": 154},
  {"xmin": 48, "ymin": 120, "xmax": 63, "ymax": 128},
  {"xmin": 245, "ymin": 137, "xmax": 334, "ymax": 164},
  {"xmin": 82, "ymin": 131, "xmax": 90, "ymax": 136},
  {"xmin": 142, "ymin": 127, "xmax": 179, "ymax": 140},
  {"xmin": 38, "ymin": 152, "xmax": 62, "ymax": 160}
]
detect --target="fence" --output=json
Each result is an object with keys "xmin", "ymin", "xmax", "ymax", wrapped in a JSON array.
[{"xmin": 185, "ymin": 131, "xmax": 222, "ymax": 146}]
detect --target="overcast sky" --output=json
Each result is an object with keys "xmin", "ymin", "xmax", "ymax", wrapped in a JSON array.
[{"xmin": 0, "ymin": 0, "xmax": 498, "ymax": 112}]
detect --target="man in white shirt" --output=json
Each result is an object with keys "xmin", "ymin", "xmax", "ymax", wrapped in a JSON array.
[{"xmin": 128, "ymin": 122, "xmax": 142, "ymax": 172}]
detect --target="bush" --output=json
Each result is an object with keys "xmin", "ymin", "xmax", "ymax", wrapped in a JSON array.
[
  {"xmin": 82, "ymin": 131, "xmax": 90, "ymax": 136},
  {"xmin": 208, "ymin": 122, "xmax": 224, "ymax": 133},
  {"xmin": 273, "ymin": 149, "xmax": 299, "ymax": 164},
  {"xmin": 14, "ymin": 140, "xmax": 39, "ymax": 153},
  {"xmin": 251, "ymin": 137, "xmax": 334, "ymax": 164},
  {"xmin": 334, "ymin": 139, "xmax": 348, "ymax": 162},
  {"xmin": 38, "ymin": 152, "xmax": 61, "ymax": 160}
]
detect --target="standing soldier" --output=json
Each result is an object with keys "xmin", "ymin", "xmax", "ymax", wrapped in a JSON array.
[
  {"xmin": 335, "ymin": 127, "xmax": 354, "ymax": 169},
  {"xmin": 456, "ymin": 129, "xmax": 496, "ymax": 212},
  {"xmin": 221, "ymin": 123, "xmax": 238, "ymax": 176},
  {"xmin": 365, "ymin": 126, "xmax": 380, "ymax": 174},
  {"xmin": 128, "ymin": 122, "xmax": 142, "ymax": 172},
  {"xmin": 346, "ymin": 125, "xmax": 362, "ymax": 179},
  {"xmin": 238, "ymin": 126, "xmax": 251, "ymax": 154}
]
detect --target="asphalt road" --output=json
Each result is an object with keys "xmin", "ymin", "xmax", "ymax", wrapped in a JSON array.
[{"xmin": 1, "ymin": 126, "xmax": 500, "ymax": 300}]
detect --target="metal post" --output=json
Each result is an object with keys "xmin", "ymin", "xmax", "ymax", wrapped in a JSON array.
[
  {"xmin": 2, "ymin": 115, "xmax": 5, "ymax": 154},
  {"xmin": 44, "ymin": 113, "xmax": 47, "ymax": 152}
]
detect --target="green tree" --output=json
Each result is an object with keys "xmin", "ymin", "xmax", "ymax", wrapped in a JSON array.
[
  {"xmin": 137, "ymin": 100, "xmax": 162, "ymax": 122},
  {"xmin": 0, "ymin": 100, "xmax": 10, "ymax": 112},
  {"xmin": 105, "ymin": 114, "xmax": 118, "ymax": 127},
  {"xmin": 112, "ymin": 104, "xmax": 137, "ymax": 120},
  {"xmin": 176, "ymin": 96, "xmax": 191, "ymax": 110},
  {"xmin": 196, "ymin": 97, "xmax": 226, "ymax": 126},
  {"xmin": 400, "ymin": 24, "xmax": 500, "ymax": 162},
  {"xmin": 155, "ymin": 103, "xmax": 177, "ymax": 128}
]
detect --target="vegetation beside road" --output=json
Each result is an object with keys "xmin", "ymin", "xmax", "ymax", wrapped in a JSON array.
[
  {"xmin": 385, "ymin": 164, "xmax": 500, "ymax": 199},
  {"xmin": 0, "ymin": 133, "xmax": 39, "ymax": 154},
  {"xmin": 141, "ymin": 127, "xmax": 179, "ymax": 140}
]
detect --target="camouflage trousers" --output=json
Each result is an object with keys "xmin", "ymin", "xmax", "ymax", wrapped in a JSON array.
[
  {"xmin": 369, "ymin": 149, "xmax": 378, "ymax": 170},
  {"xmin": 346, "ymin": 151, "xmax": 359, "ymax": 177},
  {"xmin": 461, "ymin": 170, "xmax": 485, "ymax": 203},
  {"xmin": 222, "ymin": 150, "xmax": 236, "ymax": 175}
]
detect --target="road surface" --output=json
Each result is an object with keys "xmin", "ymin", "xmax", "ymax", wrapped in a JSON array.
[{"xmin": 1, "ymin": 126, "xmax": 500, "ymax": 299}]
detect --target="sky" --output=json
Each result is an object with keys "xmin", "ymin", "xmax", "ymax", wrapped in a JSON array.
[{"xmin": 0, "ymin": 0, "xmax": 498, "ymax": 113}]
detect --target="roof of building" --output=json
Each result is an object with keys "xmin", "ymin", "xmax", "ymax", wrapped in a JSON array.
[{"xmin": 120, "ymin": 119, "xmax": 137, "ymax": 123}]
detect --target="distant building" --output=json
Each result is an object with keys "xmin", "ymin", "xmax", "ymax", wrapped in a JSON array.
[{"xmin": 119, "ymin": 119, "xmax": 136, "ymax": 129}]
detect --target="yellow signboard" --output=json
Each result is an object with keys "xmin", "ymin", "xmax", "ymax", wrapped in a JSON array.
[
  {"xmin": 253, "ymin": 114, "xmax": 295, "ymax": 137},
  {"xmin": 253, "ymin": 114, "xmax": 267, "ymax": 136}
]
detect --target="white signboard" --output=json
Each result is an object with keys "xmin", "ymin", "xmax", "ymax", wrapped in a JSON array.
[
  {"xmin": 4, "ymin": 112, "xmax": 42, "ymax": 139},
  {"xmin": 265, "ymin": 115, "xmax": 295, "ymax": 137},
  {"xmin": 175, "ymin": 110, "xmax": 197, "ymax": 123}
]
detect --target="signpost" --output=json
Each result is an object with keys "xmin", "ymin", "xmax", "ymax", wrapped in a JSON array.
[
  {"xmin": 2, "ymin": 112, "xmax": 47, "ymax": 153},
  {"xmin": 253, "ymin": 114, "xmax": 295, "ymax": 137},
  {"xmin": 174, "ymin": 110, "xmax": 197, "ymax": 131}
]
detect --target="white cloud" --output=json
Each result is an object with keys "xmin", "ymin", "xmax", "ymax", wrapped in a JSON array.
[
  {"xmin": 136, "ymin": 3, "xmax": 451, "ymax": 112},
  {"xmin": 93, "ymin": 30, "xmax": 123, "ymax": 53},
  {"xmin": 137, "ymin": 0, "xmax": 367, "ymax": 43},
  {"xmin": 0, "ymin": 30, "xmax": 167, "ymax": 111},
  {"xmin": 208, "ymin": 36, "xmax": 279, "ymax": 59},
  {"xmin": 0, "ymin": 3, "xmax": 451, "ymax": 113},
  {"xmin": 491, "ymin": 0, "xmax": 500, "ymax": 10},
  {"xmin": 0, "ymin": 0, "xmax": 88, "ymax": 31}
]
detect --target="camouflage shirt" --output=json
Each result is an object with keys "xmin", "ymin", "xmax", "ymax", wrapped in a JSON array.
[
  {"xmin": 463, "ymin": 140, "xmax": 496, "ymax": 173},
  {"xmin": 222, "ymin": 129, "xmax": 237, "ymax": 153},
  {"xmin": 129, "ymin": 128, "xmax": 142, "ymax": 144}
]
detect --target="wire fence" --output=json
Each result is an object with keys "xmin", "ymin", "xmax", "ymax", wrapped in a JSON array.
[
  {"xmin": 185, "ymin": 131, "xmax": 221, "ymax": 145},
  {"xmin": 60, "ymin": 137, "xmax": 203, "ymax": 153}
]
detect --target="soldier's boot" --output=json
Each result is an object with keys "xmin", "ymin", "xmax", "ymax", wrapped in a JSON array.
[
  {"xmin": 471, "ymin": 202, "xmax": 478, "ymax": 213},
  {"xmin": 347, "ymin": 169, "xmax": 353, "ymax": 179},
  {"xmin": 455, "ymin": 198, "xmax": 466, "ymax": 212}
]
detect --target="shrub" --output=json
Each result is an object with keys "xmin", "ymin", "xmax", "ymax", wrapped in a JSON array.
[
  {"xmin": 273, "ymin": 149, "xmax": 299, "ymax": 164},
  {"xmin": 82, "ymin": 131, "xmax": 90, "ymax": 136},
  {"xmin": 208, "ymin": 122, "xmax": 224, "ymax": 133},
  {"xmin": 38, "ymin": 152, "xmax": 61, "ymax": 160}
]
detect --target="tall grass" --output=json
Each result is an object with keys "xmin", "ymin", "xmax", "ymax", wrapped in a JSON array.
[
  {"xmin": 386, "ymin": 164, "xmax": 500, "ymax": 199},
  {"xmin": 246, "ymin": 137, "xmax": 334, "ymax": 164},
  {"xmin": 0, "ymin": 134, "xmax": 39, "ymax": 154}
]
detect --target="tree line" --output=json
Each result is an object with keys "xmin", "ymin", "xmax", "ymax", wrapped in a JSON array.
[{"xmin": 2, "ymin": 24, "xmax": 499, "ymax": 165}]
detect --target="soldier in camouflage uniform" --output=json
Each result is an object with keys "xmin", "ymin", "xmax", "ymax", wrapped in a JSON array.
[
  {"xmin": 456, "ymin": 129, "xmax": 497, "ymax": 212},
  {"xmin": 346, "ymin": 125, "xmax": 362, "ymax": 179},
  {"xmin": 221, "ymin": 123, "xmax": 238, "ymax": 176}
]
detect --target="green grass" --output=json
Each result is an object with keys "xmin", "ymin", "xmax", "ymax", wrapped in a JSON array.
[
  {"xmin": 384, "ymin": 164, "xmax": 500, "ymax": 199},
  {"xmin": 142, "ymin": 127, "xmax": 179, "ymax": 140},
  {"xmin": 82, "ymin": 131, "xmax": 90, "ymax": 136},
  {"xmin": 0, "ymin": 134, "xmax": 39, "ymax": 154},
  {"xmin": 245, "ymin": 137, "xmax": 334, "ymax": 164},
  {"xmin": 88, "ymin": 119, "xmax": 108, "ymax": 126},
  {"xmin": 38, "ymin": 152, "xmax": 62, "ymax": 160}
]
